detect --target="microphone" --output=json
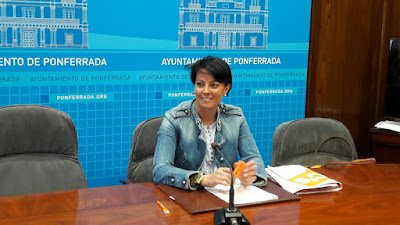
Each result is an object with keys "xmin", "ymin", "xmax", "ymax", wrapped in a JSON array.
[
  {"xmin": 211, "ymin": 142, "xmax": 234, "ymax": 211},
  {"xmin": 211, "ymin": 142, "xmax": 250, "ymax": 225},
  {"xmin": 211, "ymin": 142, "xmax": 223, "ymax": 150}
]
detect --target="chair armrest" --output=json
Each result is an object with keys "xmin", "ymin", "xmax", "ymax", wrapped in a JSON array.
[
  {"xmin": 323, "ymin": 158, "xmax": 377, "ymax": 167},
  {"xmin": 120, "ymin": 178, "xmax": 137, "ymax": 184}
]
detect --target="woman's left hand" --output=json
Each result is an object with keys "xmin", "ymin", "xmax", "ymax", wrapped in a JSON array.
[{"xmin": 234, "ymin": 160, "xmax": 257, "ymax": 185}]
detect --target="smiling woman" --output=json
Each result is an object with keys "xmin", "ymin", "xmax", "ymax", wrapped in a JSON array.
[
  {"xmin": 193, "ymin": 71, "xmax": 230, "ymax": 125},
  {"xmin": 191, "ymin": 58, "xmax": 232, "ymax": 126},
  {"xmin": 152, "ymin": 56, "xmax": 268, "ymax": 190}
]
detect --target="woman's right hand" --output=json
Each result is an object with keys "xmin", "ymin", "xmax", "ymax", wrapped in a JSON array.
[{"xmin": 200, "ymin": 167, "xmax": 231, "ymax": 188}]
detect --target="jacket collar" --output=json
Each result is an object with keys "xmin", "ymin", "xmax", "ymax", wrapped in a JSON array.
[{"xmin": 191, "ymin": 99, "xmax": 222, "ymax": 133}]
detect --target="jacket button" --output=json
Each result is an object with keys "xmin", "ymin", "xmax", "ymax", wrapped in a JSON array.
[
  {"xmin": 182, "ymin": 180, "xmax": 186, "ymax": 185},
  {"xmin": 184, "ymin": 109, "xmax": 189, "ymax": 114},
  {"xmin": 220, "ymin": 157, "xmax": 224, "ymax": 162},
  {"xmin": 171, "ymin": 178, "xmax": 175, "ymax": 183}
]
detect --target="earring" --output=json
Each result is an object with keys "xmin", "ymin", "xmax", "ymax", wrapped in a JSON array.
[{"xmin": 224, "ymin": 94, "xmax": 227, "ymax": 97}]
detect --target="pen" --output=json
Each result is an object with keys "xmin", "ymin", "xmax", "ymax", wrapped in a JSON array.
[
  {"xmin": 157, "ymin": 201, "xmax": 170, "ymax": 215},
  {"xmin": 233, "ymin": 161, "xmax": 246, "ymax": 179}
]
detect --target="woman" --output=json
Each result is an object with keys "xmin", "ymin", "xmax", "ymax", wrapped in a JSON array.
[{"xmin": 152, "ymin": 56, "xmax": 267, "ymax": 190}]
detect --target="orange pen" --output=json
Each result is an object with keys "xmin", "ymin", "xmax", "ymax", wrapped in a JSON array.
[
  {"xmin": 157, "ymin": 201, "xmax": 170, "ymax": 215},
  {"xmin": 233, "ymin": 161, "xmax": 246, "ymax": 179}
]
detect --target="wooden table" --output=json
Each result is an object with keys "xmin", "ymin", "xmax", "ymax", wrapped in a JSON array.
[
  {"xmin": 370, "ymin": 127, "xmax": 400, "ymax": 163},
  {"xmin": 1, "ymin": 164, "xmax": 399, "ymax": 224}
]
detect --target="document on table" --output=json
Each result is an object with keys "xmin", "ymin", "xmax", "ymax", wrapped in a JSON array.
[
  {"xmin": 205, "ymin": 180, "xmax": 278, "ymax": 205},
  {"xmin": 266, "ymin": 165, "xmax": 342, "ymax": 195},
  {"xmin": 375, "ymin": 120, "xmax": 400, "ymax": 132}
]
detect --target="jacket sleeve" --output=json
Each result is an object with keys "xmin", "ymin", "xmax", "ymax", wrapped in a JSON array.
[
  {"xmin": 152, "ymin": 112, "xmax": 199, "ymax": 190},
  {"xmin": 238, "ymin": 117, "xmax": 268, "ymax": 186}
]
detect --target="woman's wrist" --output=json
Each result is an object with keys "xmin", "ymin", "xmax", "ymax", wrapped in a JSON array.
[{"xmin": 200, "ymin": 174, "xmax": 209, "ymax": 187}]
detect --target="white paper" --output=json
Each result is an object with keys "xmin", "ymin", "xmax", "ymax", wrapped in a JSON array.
[
  {"xmin": 375, "ymin": 120, "xmax": 400, "ymax": 132},
  {"xmin": 205, "ymin": 180, "xmax": 278, "ymax": 205},
  {"xmin": 266, "ymin": 165, "xmax": 341, "ymax": 194}
]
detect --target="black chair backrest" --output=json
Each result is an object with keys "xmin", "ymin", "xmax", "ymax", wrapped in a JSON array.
[
  {"xmin": 271, "ymin": 117, "xmax": 358, "ymax": 167},
  {"xmin": 0, "ymin": 104, "xmax": 87, "ymax": 197},
  {"xmin": 127, "ymin": 116, "xmax": 163, "ymax": 182}
]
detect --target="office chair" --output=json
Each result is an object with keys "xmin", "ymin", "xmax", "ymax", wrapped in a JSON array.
[
  {"xmin": 271, "ymin": 117, "xmax": 358, "ymax": 167},
  {"xmin": 125, "ymin": 116, "xmax": 163, "ymax": 183},
  {"xmin": 0, "ymin": 105, "xmax": 87, "ymax": 197}
]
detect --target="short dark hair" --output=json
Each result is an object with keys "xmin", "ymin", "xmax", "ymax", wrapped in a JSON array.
[{"xmin": 185, "ymin": 56, "xmax": 232, "ymax": 94}]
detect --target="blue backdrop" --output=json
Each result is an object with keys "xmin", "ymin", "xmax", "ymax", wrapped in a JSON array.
[{"xmin": 0, "ymin": 0, "xmax": 311, "ymax": 187}]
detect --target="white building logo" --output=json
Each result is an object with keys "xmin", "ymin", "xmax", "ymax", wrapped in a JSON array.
[
  {"xmin": 178, "ymin": 0, "xmax": 268, "ymax": 50},
  {"xmin": 0, "ymin": 0, "xmax": 88, "ymax": 48}
]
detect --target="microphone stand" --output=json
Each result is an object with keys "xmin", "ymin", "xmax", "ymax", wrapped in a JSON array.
[{"xmin": 212, "ymin": 142, "xmax": 250, "ymax": 225}]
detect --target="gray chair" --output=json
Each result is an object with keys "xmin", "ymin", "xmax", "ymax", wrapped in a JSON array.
[
  {"xmin": 0, "ymin": 105, "xmax": 87, "ymax": 197},
  {"xmin": 271, "ymin": 117, "xmax": 358, "ymax": 167},
  {"xmin": 126, "ymin": 116, "xmax": 163, "ymax": 183}
]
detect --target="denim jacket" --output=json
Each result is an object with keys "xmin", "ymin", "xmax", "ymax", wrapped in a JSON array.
[{"xmin": 152, "ymin": 99, "xmax": 267, "ymax": 190}]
